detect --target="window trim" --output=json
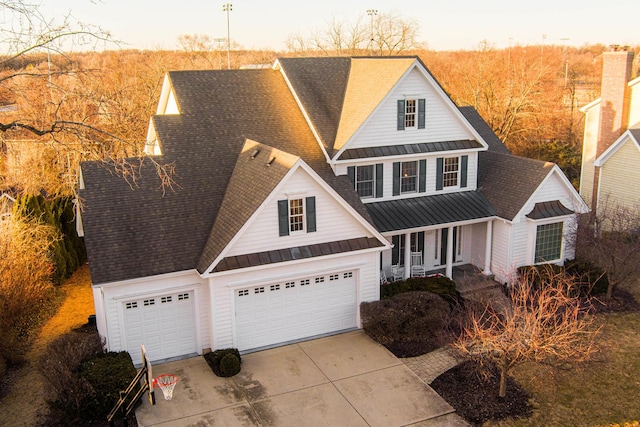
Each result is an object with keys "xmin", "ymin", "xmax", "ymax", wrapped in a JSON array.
[
  {"xmin": 442, "ymin": 157, "xmax": 460, "ymax": 188},
  {"xmin": 533, "ymin": 220, "xmax": 564, "ymax": 264},
  {"xmin": 288, "ymin": 198, "xmax": 305, "ymax": 234},
  {"xmin": 355, "ymin": 164, "xmax": 375, "ymax": 199},
  {"xmin": 400, "ymin": 161, "xmax": 418, "ymax": 194}
]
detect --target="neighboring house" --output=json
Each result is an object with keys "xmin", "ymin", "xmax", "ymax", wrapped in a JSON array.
[
  {"xmin": 0, "ymin": 192, "xmax": 15, "ymax": 221},
  {"xmin": 580, "ymin": 46, "xmax": 640, "ymax": 215},
  {"xmin": 79, "ymin": 57, "xmax": 587, "ymax": 364}
]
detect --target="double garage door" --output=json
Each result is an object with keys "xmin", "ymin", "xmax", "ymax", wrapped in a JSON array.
[
  {"xmin": 123, "ymin": 291, "xmax": 196, "ymax": 365},
  {"xmin": 234, "ymin": 270, "xmax": 357, "ymax": 351},
  {"xmin": 122, "ymin": 270, "xmax": 358, "ymax": 362}
]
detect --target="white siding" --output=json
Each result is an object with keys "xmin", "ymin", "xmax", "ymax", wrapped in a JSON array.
[
  {"xmin": 209, "ymin": 251, "xmax": 379, "ymax": 350},
  {"xmin": 598, "ymin": 138, "xmax": 640, "ymax": 211},
  {"xmin": 227, "ymin": 168, "xmax": 375, "ymax": 257},
  {"xmin": 335, "ymin": 151, "xmax": 478, "ymax": 204},
  {"xmin": 348, "ymin": 68, "xmax": 474, "ymax": 149},
  {"xmin": 517, "ymin": 172, "xmax": 581, "ymax": 222},
  {"xmin": 469, "ymin": 222, "xmax": 487, "ymax": 268},
  {"xmin": 491, "ymin": 220, "xmax": 512, "ymax": 284},
  {"xmin": 97, "ymin": 270, "xmax": 209, "ymax": 359}
]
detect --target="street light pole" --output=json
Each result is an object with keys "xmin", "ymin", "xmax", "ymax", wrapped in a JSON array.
[
  {"xmin": 366, "ymin": 9, "xmax": 378, "ymax": 55},
  {"xmin": 223, "ymin": 3, "xmax": 232, "ymax": 69}
]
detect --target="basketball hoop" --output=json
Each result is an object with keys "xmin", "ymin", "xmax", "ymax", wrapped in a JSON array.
[{"xmin": 153, "ymin": 374, "xmax": 178, "ymax": 400}]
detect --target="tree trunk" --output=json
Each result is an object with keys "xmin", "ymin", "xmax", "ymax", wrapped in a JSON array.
[
  {"xmin": 606, "ymin": 280, "xmax": 616, "ymax": 300},
  {"xmin": 499, "ymin": 365, "xmax": 508, "ymax": 398}
]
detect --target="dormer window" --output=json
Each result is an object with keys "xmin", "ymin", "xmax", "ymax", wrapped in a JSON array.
[{"xmin": 397, "ymin": 98, "xmax": 425, "ymax": 130}]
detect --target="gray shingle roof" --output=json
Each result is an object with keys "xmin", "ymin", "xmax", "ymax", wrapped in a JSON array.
[
  {"xmin": 365, "ymin": 191, "xmax": 495, "ymax": 233},
  {"xmin": 478, "ymin": 151, "xmax": 554, "ymax": 221},
  {"xmin": 82, "ymin": 67, "xmax": 368, "ymax": 284},
  {"xmin": 458, "ymin": 106, "xmax": 511, "ymax": 154}
]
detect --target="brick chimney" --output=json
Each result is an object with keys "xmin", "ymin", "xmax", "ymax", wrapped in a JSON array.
[{"xmin": 596, "ymin": 46, "xmax": 634, "ymax": 158}]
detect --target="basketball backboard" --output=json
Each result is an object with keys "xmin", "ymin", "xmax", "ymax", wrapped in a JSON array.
[{"xmin": 141, "ymin": 345, "xmax": 155, "ymax": 405}]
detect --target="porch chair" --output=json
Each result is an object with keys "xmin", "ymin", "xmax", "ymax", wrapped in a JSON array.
[
  {"xmin": 380, "ymin": 269, "xmax": 388, "ymax": 285},
  {"xmin": 391, "ymin": 264, "xmax": 404, "ymax": 281},
  {"xmin": 410, "ymin": 251, "xmax": 426, "ymax": 277}
]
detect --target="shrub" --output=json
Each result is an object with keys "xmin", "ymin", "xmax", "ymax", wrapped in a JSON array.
[
  {"xmin": 204, "ymin": 348, "xmax": 242, "ymax": 377},
  {"xmin": 40, "ymin": 330, "xmax": 103, "ymax": 419},
  {"xmin": 381, "ymin": 275, "xmax": 460, "ymax": 306},
  {"xmin": 78, "ymin": 351, "xmax": 138, "ymax": 419},
  {"xmin": 361, "ymin": 291, "xmax": 451, "ymax": 357},
  {"xmin": 518, "ymin": 260, "xmax": 609, "ymax": 298},
  {"xmin": 219, "ymin": 353, "xmax": 241, "ymax": 377}
]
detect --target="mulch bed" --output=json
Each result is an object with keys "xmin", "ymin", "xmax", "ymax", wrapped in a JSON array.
[
  {"xmin": 430, "ymin": 360, "xmax": 533, "ymax": 426},
  {"xmin": 591, "ymin": 288, "xmax": 640, "ymax": 313}
]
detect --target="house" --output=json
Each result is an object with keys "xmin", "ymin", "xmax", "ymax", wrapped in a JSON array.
[
  {"xmin": 580, "ymin": 46, "xmax": 640, "ymax": 216},
  {"xmin": 79, "ymin": 56, "xmax": 587, "ymax": 364},
  {"xmin": 0, "ymin": 192, "xmax": 15, "ymax": 221}
]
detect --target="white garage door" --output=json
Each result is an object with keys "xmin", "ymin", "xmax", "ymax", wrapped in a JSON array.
[
  {"xmin": 123, "ymin": 291, "xmax": 196, "ymax": 365},
  {"xmin": 235, "ymin": 270, "xmax": 357, "ymax": 351}
]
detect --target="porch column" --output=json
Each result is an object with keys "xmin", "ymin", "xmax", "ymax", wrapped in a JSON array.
[
  {"xmin": 445, "ymin": 226, "xmax": 454, "ymax": 279},
  {"xmin": 484, "ymin": 220, "xmax": 493, "ymax": 275},
  {"xmin": 404, "ymin": 232, "xmax": 411, "ymax": 279}
]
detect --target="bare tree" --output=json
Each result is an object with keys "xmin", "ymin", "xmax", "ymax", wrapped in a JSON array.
[
  {"xmin": 0, "ymin": 1, "xmax": 174, "ymax": 196},
  {"xmin": 576, "ymin": 200, "xmax": 640, "ymax": 299},
  {"xmin": 454, "ymin": 266, "xmax": 599, "ymax": 398},
  {"xmin": 285, "ymin": 11, "xmax": 421, "ymax": 56}
]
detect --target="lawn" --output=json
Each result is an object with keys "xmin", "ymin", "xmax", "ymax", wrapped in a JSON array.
[{"xmin": 486, "ymin": 310, "xmax": 640, "ymax": 426}]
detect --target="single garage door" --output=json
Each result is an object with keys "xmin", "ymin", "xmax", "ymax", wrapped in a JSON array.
[
  {"xmin": 235, "ymin": 270, "xmax": 357, "ymax": 351},
  {"xmin": 123, "ymin": 291, "xmax": 196, "ymax": 365}
]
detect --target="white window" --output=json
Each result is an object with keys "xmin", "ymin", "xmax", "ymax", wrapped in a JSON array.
[
  {"xmin": 443, "ymin": 157, "xmax": 459, "ymax": 187},
  {"xmin": 535, "ymin": 222, "xmax": 563, "ymax": 263},
  {"xmin": 289, "ymin": 198, "xmax": 304, "ymax": 232},
  {"xmin": 401, "ymin": 161, "xmax": 417, "ymax": 194},
  {"xmin": 356, "ymin": 165, "xmax": 375, "ymax": 198},
  {"xmin": 404, "ymin": 99, "xmax": 416, "ymax": 128}
]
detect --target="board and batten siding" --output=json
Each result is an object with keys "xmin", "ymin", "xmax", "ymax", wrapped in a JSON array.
[
  {"xmin": 347, "ymin": 68, "xmax": 474, "ymax": 150},
  {"xmin": 336, "ymin": 152, "xmax": 478, "ymax": 203},
  {"xmin": 209, "ymin": 251, "xmax": 380, "ymax": 350},
  {"xmin": 97, "ymin": 270, "xmax": 209, "ymax": 357},
  {"xmin": 598, "ymin": 138, "xmax": 640, "ymax": 211},
  {"xmin": 226, "ymin": 168, "xmax": 374, "ymax": 257}
]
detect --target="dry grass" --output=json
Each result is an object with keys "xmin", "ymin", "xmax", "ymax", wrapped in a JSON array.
[
  {"xmin": 0, "ymin": 264, "xmax": 94, "ymax": 426},
  {"xmin": 487, "ymin": 281, "xmax": 640, "ymax": 427}
]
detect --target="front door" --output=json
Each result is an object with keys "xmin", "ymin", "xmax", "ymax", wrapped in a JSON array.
[{"xmin": 439, "ymin": 227, "xmax": 459, "ymax": 265}]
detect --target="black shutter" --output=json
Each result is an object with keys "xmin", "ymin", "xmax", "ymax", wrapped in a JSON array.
[
  {"xmin": 392, "ymin": 162, "xmax": 400, "ymax": 196},
  {"xmin": 306, "ymin": 196, "xmax": 316, "ymax": 233},
  {"xmin": 418, "ymin": 159, "xmax": 426, "ymax": 193},
  {"xmin": 418, "ymin": 98, "xmax": 426, "ymax": 129},
  {"xmin": 375, "ymin": 163, "xmax": 383, "ymax": 198},
  {"xmin": 392, "ymin": 235, "xmax": 400, "ymax": 265},
  {"xmin": 397, "ymin": 100, "xmax": 405, "ymax": 130},
  {"xmin": 417, "ymin": 231, "xmax": 425, "ymax": 263},
  {"xmin": 347, "ymin": 166, "xmax": 355, "ymax": 188},
  {"xmin": 278, "ymin": 200, "xmax": 289, "ymax": 236},
  {"xmin": 460, "ymin": 155, "xmax": 468, "ymax": 188},
  {"xmin": 436, "ymin": 158, "xmax": 444, "ymax": 191}
]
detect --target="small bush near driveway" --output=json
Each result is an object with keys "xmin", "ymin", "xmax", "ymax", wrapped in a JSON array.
[
  {"xmin": 381, "ymin": 276, "xmax": 460, "ymax": 306},
  {"xmin": 361, "ymin": 291, "xmax": 451, "ymax": 357},
  {"xmin": 204, "ymin": 348, "xmax": 242, "ymax": 377}
]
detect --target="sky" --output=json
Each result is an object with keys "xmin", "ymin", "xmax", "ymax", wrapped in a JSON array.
[{"xmin": 40, "ymin": 0, "xmax": 640, "ymax": 52}]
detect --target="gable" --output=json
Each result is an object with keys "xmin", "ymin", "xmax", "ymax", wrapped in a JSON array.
[
  {"xmin": 594, "ymin": 130, "xmax": 640, "ymax": 166},
  {"xmin": 332, "ymin": 58, "xmax": 415, "ymax": 152},
  {"xmin": 514, "ymin": 168, "xmax": 588, "ymax": 223},
  {"xmin": 221, "ymin": 165, "xmax": 384, "ymax": 262},
  {"xmin": 597, "ymin": 133, "xmax": 640, "ymax": 209}
]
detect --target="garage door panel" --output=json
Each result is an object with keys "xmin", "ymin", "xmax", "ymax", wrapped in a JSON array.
[
  {"xmin": 235, "ymin": 270, "xmax": 357, "ymax": 351},
  {"xmin": 124, "ymin": 291, "xmax": 196, "ymax": 364}
]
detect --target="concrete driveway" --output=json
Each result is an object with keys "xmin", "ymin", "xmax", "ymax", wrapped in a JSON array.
[{"xmin": 136, "ymin": 331, "xmax": 466, "ymax": 426}]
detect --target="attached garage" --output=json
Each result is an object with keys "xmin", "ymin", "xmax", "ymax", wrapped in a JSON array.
[
  {"xmin": 234, "ymin": 270, "xmax": 357, "ymax": 351},
  {"xmin": 122, "ymin": 291, "xmax": 197, "ymax": 364}
]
